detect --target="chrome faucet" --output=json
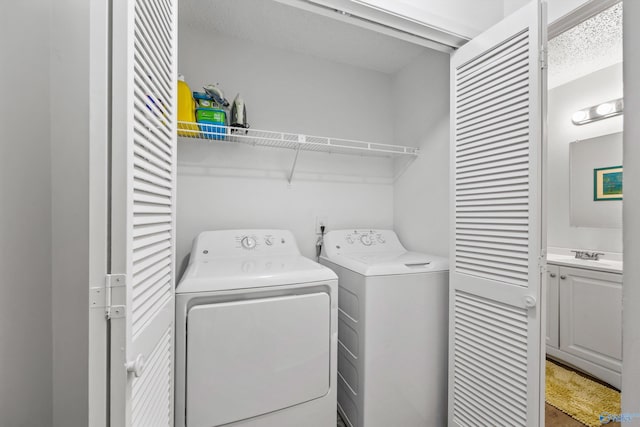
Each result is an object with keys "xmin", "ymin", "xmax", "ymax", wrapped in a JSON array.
[{"xmin": 571, "ymin": 250, "xmax": 605, "ymax": 261}]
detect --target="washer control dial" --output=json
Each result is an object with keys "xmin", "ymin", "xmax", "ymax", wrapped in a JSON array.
[
  {"xmin": 264, "ymin": 236, "xmax": 274, "ymax": 246},
  {"xmin": 241, "ymin": 236, "xmax": 257, "ymax": 250},
  {"xmin": 346, "ymin": 236, "xmax": 354, "ymax": 244},
  {"xmin": 377, "ymin": 235, "xmax": 386, "ymax": 244},
  {"xmin": 360, "ymin": 234, "xmax": 372, "ymax": 246}
]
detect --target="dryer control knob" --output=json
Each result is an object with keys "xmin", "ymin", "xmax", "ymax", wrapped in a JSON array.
[
  {"xmin": 264, "ymin": 236, "xmax": 274, "ymax": 246},
  {"xmin": 377, "ymin": 235, "xmax": 386, "ymax": 244},
  {"xmin": 360, "ymin": 235, "xmax": 372, "ymax": 246},
  {"xmin": 241, "ymin": 236, "xmax": 257, "ymax": 250}
]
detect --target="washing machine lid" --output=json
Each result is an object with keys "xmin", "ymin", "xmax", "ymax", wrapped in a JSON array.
[
  {"xmin": 177, "ymin": 255, "xmax": 337, "ymax": 294},
  {"xmin": 321, "ymin": 229, "xmax": 448, "ymax": 276},
  {"xmin": 323, "ymin": 251, "xmax": 448, "ymax": 276}
]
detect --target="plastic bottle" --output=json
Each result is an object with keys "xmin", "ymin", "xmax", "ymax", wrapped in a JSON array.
[{"xmin": 177, "ymin": 74, "xmax": 197, "ymax": 137}]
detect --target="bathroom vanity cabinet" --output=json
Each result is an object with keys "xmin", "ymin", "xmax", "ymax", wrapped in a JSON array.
[{"xmin": 546, "ymin": 263, "xmax": 622, "ymax": 389}]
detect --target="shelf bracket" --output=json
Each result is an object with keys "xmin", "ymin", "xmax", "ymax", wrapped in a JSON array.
[{"xmin": 288, "ymin": 136, "xmax": 304, "ymax": 183}]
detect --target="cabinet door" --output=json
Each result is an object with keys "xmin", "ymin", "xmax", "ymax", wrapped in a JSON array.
[
  {"xmin": 559, "ymin": 266, "xmax": 622, "ymax": 372},
  {"xmin": 546, "ymin": 265, "xmax": 559, "ymax": 348}
]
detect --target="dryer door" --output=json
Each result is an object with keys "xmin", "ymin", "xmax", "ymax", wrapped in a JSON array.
[{"xmin": 186, "ymin": 292, "xmax": 331, "ymax": 427}]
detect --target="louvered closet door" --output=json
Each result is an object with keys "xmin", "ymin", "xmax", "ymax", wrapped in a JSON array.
[
  {"xmin": 449, "ymin": 2, "xmax": 546, "ymax": 426},
  {"xmin": 110, "ymin": 0, "xmax": 177, "ymax": 426}
]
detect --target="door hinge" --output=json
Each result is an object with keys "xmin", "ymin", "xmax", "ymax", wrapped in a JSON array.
[
  {"xmin": 105, "ymin": 274, "xmax": 127, "ymax": 320},
  {"xmin": 538, "ymin": 249, "xmax": 547, "ymax": 274},
  {"xmin": 540, "ymin": 46, "xmax": 548, "ymax": 70},
  {"xmin": 89, "ymin": 286, "xmax": 106, "ymax": 309}
]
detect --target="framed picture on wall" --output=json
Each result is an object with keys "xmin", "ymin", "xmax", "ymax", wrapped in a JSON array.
[{"xmin": 594, "ymin": 166, "xmax": 623, "ymax": 201}]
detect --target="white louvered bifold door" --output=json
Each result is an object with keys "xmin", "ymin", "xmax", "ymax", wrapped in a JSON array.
[
  {"xmin": 110, "ymin": 0, "xmax": 178, "ymax": 426},
  {"xmin": 448, "ymin": 2, "xmax": 546, "ymax": 426}
]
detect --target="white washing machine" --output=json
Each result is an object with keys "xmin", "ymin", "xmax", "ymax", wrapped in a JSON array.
[
  {"xmin": 175, "ymin": 230, "xmax": 338, "ymax": 427},
  {"xmin": 320, "ymin": 229, "xmax": 449, "ymax": 427}
]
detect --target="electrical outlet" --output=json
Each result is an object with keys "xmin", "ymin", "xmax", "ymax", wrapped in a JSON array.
[{"xmin": 315, "ymin": 216, "xmax": 328, "ymax": 234}]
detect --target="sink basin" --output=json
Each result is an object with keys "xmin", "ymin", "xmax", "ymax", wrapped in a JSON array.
[{"xmin": 546, "ymin": 254, "xmax": 623, "ymax": 273}]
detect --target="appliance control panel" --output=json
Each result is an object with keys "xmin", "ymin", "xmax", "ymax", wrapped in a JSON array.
[
  {"xmin": 191, "ymin": 230, "xmax": 300, "ymax": 261},
  {"xmin": 343, "ymin": 230, "xmax": 386, "ymax": 247},
  {"xmin": 322, "ymin": 229, "xmax": 404, "ymax": 256},
  {"xmin": 235, "ymin": 233, "xmax": 289, "ymax": 251}
]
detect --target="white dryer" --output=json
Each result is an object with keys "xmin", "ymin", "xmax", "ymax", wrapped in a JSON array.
[
  {"xmin": 175, "ymin": 230, "xmax": 338, "ymax": 427},
  {"xmin": 320, "ymin": 229, "xmax": 449, "ymax": 427}
]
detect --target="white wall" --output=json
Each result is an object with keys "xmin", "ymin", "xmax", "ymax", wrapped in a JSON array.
[
  {"xmin": 622, "ymin": 0, "xmax": 640, "ymax": 421},
  {"xmin": 0, "ymin": 2, "xmax": 53, "ymax": 426},
  {"xmin": 503, "ymin": 0, "xmax": 529, "ymax": 16},
  {"xmin": 0, "ymin": 1, "xmax": 95, "ymax": 425},
  {"xmin": 547, "ymin": 63, "xmax": 623, "ymax": 252},
  {"xmin": 176, "ymin": 29, "xmax": 396, "ymax": 271},
  {"xmin": 50, "ymin": 0, "xmax": 91, "ymax": 426},
  {"xmin": 392, "ymin": 52, "xmax": 450, "ymax": 256}
]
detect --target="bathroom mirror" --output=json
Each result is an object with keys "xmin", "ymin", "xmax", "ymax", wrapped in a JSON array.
[{"xmin": 569, "ymin": 132, "xmax": 623, "ymax": 228}]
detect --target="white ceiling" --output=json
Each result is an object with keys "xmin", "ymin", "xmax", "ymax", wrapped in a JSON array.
[
  {"xmin": 367, "ymin": 0, "xmax": 504, "ymax": 38},
  {"xmin": 548, "ymin": 2, "xmax": 622, "ymax": 89},
  {"xmin": 178, "ymin": 0, "xmax": 437, "ymax": 74}
]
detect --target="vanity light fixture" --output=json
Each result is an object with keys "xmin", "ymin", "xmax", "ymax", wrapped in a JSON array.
[{"xmin": 571, "ymin": 98, "xmax": 623, "ymax": 125}]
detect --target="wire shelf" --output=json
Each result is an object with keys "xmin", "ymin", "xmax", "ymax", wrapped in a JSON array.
[{"xmin": 177, "ymin": 122, "xmax": 419, "ymax": 158}]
